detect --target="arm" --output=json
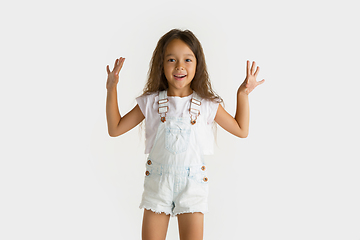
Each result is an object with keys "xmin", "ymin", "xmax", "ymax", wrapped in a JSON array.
[
  {"xmin": 214, "ymin": 60, "xmax": 265, "ymax": 138},
  {"xmin": 214, "ymin": 92, "xmax": 249, "ymax": 138},
  {"xmin": 106, "ymin": 57, "xmax": 145, "ymax": 137}
]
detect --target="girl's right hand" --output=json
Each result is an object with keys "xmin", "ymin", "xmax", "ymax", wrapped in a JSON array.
[{"xmin": 106, "ymin": 57, "xmax": 125, "ymax": 90}]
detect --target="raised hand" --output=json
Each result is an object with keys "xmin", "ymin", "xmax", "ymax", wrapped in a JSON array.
[
  {"xmin": 106, "ymin": 57, "xmax": 125, "ymax": 90},
  {"xmin": 240, "ymin": 60, "xmax": 265, "ymax": 95}
]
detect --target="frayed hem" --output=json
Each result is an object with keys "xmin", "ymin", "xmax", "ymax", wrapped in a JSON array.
[
  {"xmin": 140, "ymin": 206, "xmax": 172, "ymax": 216},
  {"xmin": 174, "ymin": 210, "xmax": 208, "ymax": 216}
]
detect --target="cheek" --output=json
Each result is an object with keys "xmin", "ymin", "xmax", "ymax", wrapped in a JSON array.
[
  {"xmin": 190, "ymin": 65, "xmax": 197, "ymax": 75},
  {"xmin": 163, "ymin": 66, "xmax": 171, "ymax": 75}
]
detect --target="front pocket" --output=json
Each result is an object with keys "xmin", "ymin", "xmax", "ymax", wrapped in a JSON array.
[{"xmin": 165, "ymin": 120, "xmax": 191, "ymax": 154}]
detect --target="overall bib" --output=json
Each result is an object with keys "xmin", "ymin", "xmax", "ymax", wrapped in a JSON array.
[{"xmin": 139, "ymin": 90, "xmax": 209, "ymax": 217}]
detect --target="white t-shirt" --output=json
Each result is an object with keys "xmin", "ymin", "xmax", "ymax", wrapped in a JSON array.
[{"xmin": 136, "ymin": 92, "xmax": 219, "ymax": 155}]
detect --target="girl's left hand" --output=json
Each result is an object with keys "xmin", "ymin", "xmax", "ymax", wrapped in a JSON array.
[{"xmin": 240, "ymin": 60, "xmax": 265, "ymax": 95}]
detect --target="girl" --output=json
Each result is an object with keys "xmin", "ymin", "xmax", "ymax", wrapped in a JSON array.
[{"xmin": 106, "ymin": 29, "xmax": 264, "ymax": 240}]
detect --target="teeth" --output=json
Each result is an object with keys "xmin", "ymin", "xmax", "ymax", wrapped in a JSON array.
[{"xmin": 175, "ymin": 75, "xmax": 186, "ymax": 77}]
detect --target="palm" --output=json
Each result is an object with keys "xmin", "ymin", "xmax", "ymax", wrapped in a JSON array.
[{"xmin": 242, "ymin": 60, "xmax": 265, "ymax": 94}]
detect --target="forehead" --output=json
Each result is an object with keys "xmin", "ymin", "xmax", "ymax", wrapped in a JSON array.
[{"xmin": 165, "ymin": 39, "xmax": 195, "ymax": 56}]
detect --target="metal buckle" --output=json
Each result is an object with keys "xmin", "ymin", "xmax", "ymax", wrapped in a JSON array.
[
  {"xmin": 158, "ymin": 94, "xmax": 168, "ymax": 123},
  {"xmin": 189, "ymin": 108, "xmax": 200, "ymax": 125},
  {"xmin": 158, "ymin": 98, "xmax": 168, "ymax": 104},
  {"xmin": 189, "ymin": 108, "xmax": 200, "ymax": 116},
  {"xmin": 191, "ymin": 98, "xmax": 201, "ymax": 106},
  {"xmin": 158, "ymin": 106, "xmax": 169, "ymax": 114}
]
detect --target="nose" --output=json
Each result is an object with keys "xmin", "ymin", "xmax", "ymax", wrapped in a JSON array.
[{"xmin": 175, "ymin": 64, "xmax": 184, "ymax": 70}]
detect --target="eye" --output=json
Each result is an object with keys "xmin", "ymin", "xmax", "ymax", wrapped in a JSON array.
[
  {"xmin": 185, "ymin": 59, "xmax": 192, "ymax": 62},
  {"xmin": 167, "ymin": 59, "xmax": 175, "ymax": 62}
]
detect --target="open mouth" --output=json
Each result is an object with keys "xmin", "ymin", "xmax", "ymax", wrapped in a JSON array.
[{"xmin": 174, "ymin": 74, "xmax": 187, "ymax": 80}]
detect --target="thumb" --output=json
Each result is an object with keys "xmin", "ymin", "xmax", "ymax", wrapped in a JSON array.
[{"xmin": 258, "ymin": 79, "xmax": 265, "ymax": 85}]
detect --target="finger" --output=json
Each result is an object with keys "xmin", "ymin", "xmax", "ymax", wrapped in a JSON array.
[
  {"xmin": 257, "ymin": 79, "xmax": 265, "ymax": 85},
  {"xmin": 250, "ymin": 61, "xmax": 256, "ymax": 75},
  {"xmin": 254, "ymin": 66, "xmax": 260, "ymax": 78},
  {"xmin": 106, "ymin": 65, "xmax": 110, "ymax": 74},
  {"xmin": 119, "ymin": 57, "xmax": 125, "ymax": 69},
  {"xmin": 246, "ymin": 60, "xmax": 250, "ymax": 76},
  {"xmin": 115, "ymin": 58, "xmax": 125, "ymax": 73},
  {"xmin": 113, "ymin": 58, "xmax": 118, "ymax": 69},
  {"xmin": 117, "ymin": 57, "xmax": 123, "ymax": 65}
]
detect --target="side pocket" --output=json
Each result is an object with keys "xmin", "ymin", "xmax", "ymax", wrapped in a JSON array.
[
  {"xmin": 143, "ymin": 162, "xmax": 161, "ymax": 194},
  {"xmin": 188, "ymin": 168, "xmax": 209, "ymax": 197},
  {"xmin": 189, "ymin": 166, "xmax": 209, "ymax": 185}
]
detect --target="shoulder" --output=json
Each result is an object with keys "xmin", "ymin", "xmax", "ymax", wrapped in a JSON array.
[
  {"xmin": 136, "ymin": 92, "xmax": 159, "ymax": 118},
  {"xmin": 201, "ymin": 97, "xmax": 220, "ymax": 111},
  {"xmin": 136, "ymin": 91, "xmax": 158, "ymax": 101},
  {"xmin": 199, "ymin": 98, "xmax": 220, "ymax": 125},
  {"xmin": 193, "ymin": 91, "xmax": 221, "ymax": 111},
  {"xmin": 201, "ymin": 97, "xmax": 219, "ymax": 105},
  {"xmin": 136, "ymin": 92, "xmax": 160, "ymax": 107}
]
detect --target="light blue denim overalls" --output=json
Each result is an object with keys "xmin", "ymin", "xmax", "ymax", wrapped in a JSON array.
[{"xmin": 139, "ymin": 90, "xmax": 209, "ymax": 217}]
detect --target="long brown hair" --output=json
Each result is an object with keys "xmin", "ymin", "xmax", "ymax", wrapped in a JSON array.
[{"xmin": 142, "ymin": 29, "xmax": 223, "ymax": 103}]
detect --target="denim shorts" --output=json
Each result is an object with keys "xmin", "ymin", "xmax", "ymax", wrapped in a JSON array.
[{"xmin": 139, "ymin": 160, "xmax": 209, "ymax": 217}]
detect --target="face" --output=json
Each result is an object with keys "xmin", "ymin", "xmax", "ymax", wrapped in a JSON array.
[{"xmin": 163, "ymin": 39, "xmax": 197, "ymax": 96}]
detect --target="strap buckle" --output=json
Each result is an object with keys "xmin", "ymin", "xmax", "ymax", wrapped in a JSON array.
[
  {"xmin": 191, "ymin": 98, "xmax": 201, "ymax": 106},
  {"xmin": 158, "ymin": 95, "xmax": 168, "ymax": 122},
  {"xmin": 189, "ymin": 108, "xmax": 200, "ymax": 125}
]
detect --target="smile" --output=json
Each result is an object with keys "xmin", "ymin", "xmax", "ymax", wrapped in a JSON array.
[{"xmin": 174, "ymin": 74, "xmax": 187, "ymax": 80}]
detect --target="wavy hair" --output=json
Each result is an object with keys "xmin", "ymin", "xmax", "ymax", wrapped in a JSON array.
[{"xmin": 142, "ymin": 29, "xmax": 222, "ymax": 103}]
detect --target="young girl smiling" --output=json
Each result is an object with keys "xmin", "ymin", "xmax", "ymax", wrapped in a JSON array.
[{"xmin": 106, "ymin": 29, "xmax": 264, "ymax": 240}]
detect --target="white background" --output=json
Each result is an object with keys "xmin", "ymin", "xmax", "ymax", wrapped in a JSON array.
[{"xmin": 1, "ymin": 0, "xmax": 359, "ymax": 239}]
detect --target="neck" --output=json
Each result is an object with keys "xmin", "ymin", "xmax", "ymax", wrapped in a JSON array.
[{"xmin": 167, "ymin": 87, "xmax": 193, "ymax": 97}]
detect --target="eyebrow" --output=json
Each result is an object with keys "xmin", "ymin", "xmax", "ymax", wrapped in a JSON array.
[{"xmin": 165, "ymin": 53, "xmax": 195, "ymax": 58}]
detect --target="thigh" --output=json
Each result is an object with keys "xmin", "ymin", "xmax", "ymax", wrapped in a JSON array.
[
  {"xmin": 177, "ymin": 212, "xmax": 204, "ymax": 240},
  {"xmin": 142, "ymin": 209, "xmax": 171, "ymax": 240}
]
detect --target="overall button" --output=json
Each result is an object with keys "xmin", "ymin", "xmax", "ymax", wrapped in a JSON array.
[
  {"xmin": 147, "ymin": 160, "xmax": 152, "ymax": 165},
  {"xmin": 145, "ymin": 171, "xmax": 150, "ymax": 176},
  {"xmin": 201, "ymin": 166, "xmax": 206, "ymax": 171},
  {"xmin": 203, "ymin": 177, "xmax": 208, "ymax": 182}
]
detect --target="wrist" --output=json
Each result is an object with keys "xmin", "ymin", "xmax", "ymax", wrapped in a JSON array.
[
  {"xmin": 237, "ymin": 84, "xmax": 248, "ymax": 96},
  {"xmin": 107, "ymin": 85, "xmax": 117, "ymax": 92}
]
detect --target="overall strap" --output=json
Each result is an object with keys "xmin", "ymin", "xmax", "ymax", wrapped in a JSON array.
[
  {"xmin": 158, "ymin": 90, "xmax": 168, "ymax": 122},
  {"xmin": 189, "ymin": 91, "xmax": 202, "ymax": 125}
]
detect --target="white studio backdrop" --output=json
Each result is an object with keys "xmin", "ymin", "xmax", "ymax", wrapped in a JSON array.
[{"xmin": 1, "ymin": 0, "xmax": 359, "ymax": 239}]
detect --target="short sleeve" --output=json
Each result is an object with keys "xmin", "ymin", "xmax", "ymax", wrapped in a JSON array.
[
  {"xmin": 136, "ymin": 94, "xmax": 148, "ymax": 119},
  {"xmin": 203, "ymin": 99, "xmax": 219, "ymax": 125}
]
